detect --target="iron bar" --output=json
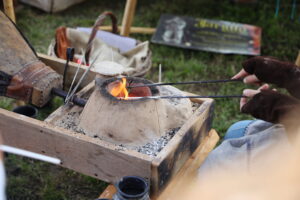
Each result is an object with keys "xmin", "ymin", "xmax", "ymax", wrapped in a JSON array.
[
  {"xmin": 121, "ymin": 95, "xmax": 247, "ymax": 100},
  {"xmin": 127, "ymin": 79, "xmax": 243, "ymax": 88},
  {"xmin": 51, "ymin": 88, "xmax": 87, "ymax": 107}
]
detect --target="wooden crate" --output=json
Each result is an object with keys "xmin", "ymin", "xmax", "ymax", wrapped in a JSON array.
[{"xmin": 0, "ymin": 54, "xmax": 214, "ymax": 195}]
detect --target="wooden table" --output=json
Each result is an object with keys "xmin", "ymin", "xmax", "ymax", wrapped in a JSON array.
[{"xmin": 98, "ymin": 129, "xmax": 219, "ymax": 199}]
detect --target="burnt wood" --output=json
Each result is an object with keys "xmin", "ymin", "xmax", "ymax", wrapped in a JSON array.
[{"xmin": 151, "ymin": 99, "xmax": 214, "ymax": 195}]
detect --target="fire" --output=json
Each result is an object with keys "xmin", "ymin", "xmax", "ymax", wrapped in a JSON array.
[
  {"xmin": 109, "ymin": 77, "xmax": 129, "ymax": 99},
  {"xmin": 108, "ymin": 77, "xmax": 152, "ymax": 100}
]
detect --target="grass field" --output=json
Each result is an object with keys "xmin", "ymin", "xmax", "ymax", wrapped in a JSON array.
[{"xmin": 1, "ymin": 0, "xmax": 299, "ymax": 199}]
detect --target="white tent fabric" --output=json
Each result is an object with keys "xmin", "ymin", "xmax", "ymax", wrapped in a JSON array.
[{"xmin": 20, "ymin": 0, "xmax": 87, "ymax": 13}]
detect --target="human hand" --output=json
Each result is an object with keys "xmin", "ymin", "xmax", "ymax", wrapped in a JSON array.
[
  {"xmin": 232, "ymin": 68, "xmax": 261, "ymax": 85},
  {"xmin": 240, "ymin": 84, "xmax": 270, "ymax": 111},
  {"xmin": 241, "ymin": 88, "xmax": 300, "ymax": 123},
  {"xmin": 232, "ymin": 56, "xmax": 300, "ymax": 98}
]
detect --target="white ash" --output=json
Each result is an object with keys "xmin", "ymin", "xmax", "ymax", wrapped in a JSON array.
[
  {"xmin": 133, "ymin": 127, "xmax": 180, "ymax": 157},
  {"xmin": 53, "ymin": 111, "xmax": 86, "ymax": 135},
  {"xmin": 53, "ymin": 102, "xmax": 200, "ymax": 157}
]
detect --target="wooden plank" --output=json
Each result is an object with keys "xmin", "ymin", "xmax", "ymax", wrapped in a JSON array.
[
  {"xmin": 37, "ymin": 53, "xmax": 98, "ymax": 89},
  {"xmin": 120, "ymin": 0, "xmax": 137, "ymax": 36},
  {"xmin": 0, "ymin": 108, "xmax": 152, "ymax": 183},
  {"xmin": 151, "ymin": 99, "xmax": 214, "ymax": 195},
  {"xmin": 3, "ymin": 2, "xmax": 19, "ymax": 104},
  {"xmin": 99, "ymin": 26, "xmax": 156, "ymax": 34},
  {"xmin": 3, "ymin": 0, "xmax": 16, "ymax": 23},
  {"xmin": 98, "ymin": 129, "xmax": 219, "ymax": 200},
  {"xmin": 98, "ymin": 185, "xmax": 117, "ymax": 199},
  {"xmin": 156, "ymin": 129, "xmax": 219, "ymax": 200}
]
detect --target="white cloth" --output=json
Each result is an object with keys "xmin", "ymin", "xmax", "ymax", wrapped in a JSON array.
[
  {"xmin": 76, "ymin": 27, "xmax": 137, "ymax": 53},
  {"xmin": 199, "ymin": 120, "xmax": 292, "ymax": 177}
]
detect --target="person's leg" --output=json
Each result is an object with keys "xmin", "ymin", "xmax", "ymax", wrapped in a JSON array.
[{"xmin": 224, "ymin": 120, "xmax": 255, "ymax": 140}]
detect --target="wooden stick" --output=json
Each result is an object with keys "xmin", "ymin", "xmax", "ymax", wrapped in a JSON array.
[
  {"xmin": 121, "ymin": 0, "xmax": 137, "ymax": 36},
  {"xmin": 0, "ymin": 145, "xmax": 61, "ymax": 164},
  {"xmin": 3, "ymin": 0, "xmax": 20, "ymax": 105},
  {"xmin": 295, "ymin": 50, "xmax": 300, "ymax": 67},
  {"xmin": 3, "ymin": 0, "xmax": 16, "ymax": 23},
  {"xmin": 158, "ymin": 64, "xmax": 162, "ymax": 83},
  {"xmin": 99, "ymin": 26, "xmax": 156, "ymax": 34},
  {"xmin": 156, "ymin": 129, "xmax": 219, "ymax": 200}
]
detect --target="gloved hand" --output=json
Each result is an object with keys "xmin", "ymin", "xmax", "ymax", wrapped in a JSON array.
[
  {"xmin": 233, "ymin": 56, "xmax": 300, "ymax": 99},
  {"xmin": 241, "ymin": 89, "xmax": 300, "ymax": 124}
]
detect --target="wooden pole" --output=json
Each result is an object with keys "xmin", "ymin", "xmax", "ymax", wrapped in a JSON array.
[
  {"xmin": 100, "ymin": 25, "xmax": 155, "ymax": 35},
  {"xmin": 3, "ymin": 0, "xmax": 16, "ymax": 23},
  {"xmin": 120, "ymin": 0, "xmax": 137, "ymax": 36},
  {"xmin": 295, "ymin": 50, "xmax": 300, "ymax": 67}
]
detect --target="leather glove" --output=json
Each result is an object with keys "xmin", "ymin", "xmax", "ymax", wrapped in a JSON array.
[
  {"xmin": 241, "ymin": 90, "xmax": 300, "ymax": 124},
  {"xmin": 0, "ymin": 11, "xmax": 62, "ymax": 107},
  {"xmin": 242, "ymin": 56, "xmax": 300, "ymax": 99}
]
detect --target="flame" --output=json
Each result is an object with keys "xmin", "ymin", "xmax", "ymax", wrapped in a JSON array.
[{"xmin": 109, "ymin": 78, "xmax": 129, "ymax": 100}]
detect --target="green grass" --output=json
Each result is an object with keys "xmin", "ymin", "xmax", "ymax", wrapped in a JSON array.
[{"xmin": 1, "ymin": 0, "xmax": 299, "ymax": 199}]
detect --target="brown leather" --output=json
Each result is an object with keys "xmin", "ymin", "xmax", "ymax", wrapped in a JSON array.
[
  {"xmin": 6, "ymin": 62, "xmax": 61, "ymax": 106},
  {"xmin": 85, "ymin": 11, "xmax": 118, "ymax": 64},
  {"xmin": 55, "ymin": 27, "xmax": 70, "ymax": 60},
  {"xmin": 0, "ymin": 11, "xmax": 63, "ymax": 107},
  {"xmin": 0, "ymin": 11, "xmax": 38, "ymax": 75},
  {"xmin": 242, "ymin": 56, "xmax": 300, "ymax": 99},
  {"xmin": 242, "ymin": 90, "xmax": 300, "ymax": 124}
]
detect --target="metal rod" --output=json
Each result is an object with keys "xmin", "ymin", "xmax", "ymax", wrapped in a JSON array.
[
  {"xmin": 65, "ymin": 49, "xmax": 85, "ymax": 102},
  {"xmin": 65, "ymin": 49, "xmax": 102, "ymax": 104},
  {"xmin": 0, "ymin": 145, "xmax": 61, "ymax": 165},
  {"xmin": 51, "ymin": 88, "xmax": 87, "ymax": 107},
  {"xmin": 63, "ymin": 48, "xmax": 75, "ymax": 90},
  {"xmin": 121, "ymin": 95, "xmax": 247, "ymax": 100},
  {"xmin": 127, "ymin": 79, "xmax": 243, "ymax": 88}
]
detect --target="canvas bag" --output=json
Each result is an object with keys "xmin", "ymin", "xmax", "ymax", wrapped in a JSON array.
[
  {"xmin": 48, "ymin": 11, "xmax": 152, "ymax": 77},
  {"xmin": 20, "ymin": 0, "xmax": 86, "ymax": 13}
]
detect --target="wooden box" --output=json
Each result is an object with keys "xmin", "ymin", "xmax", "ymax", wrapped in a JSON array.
[{"xmin": 0, "ymin": 54, "xmax": 214, "ymax": 195}]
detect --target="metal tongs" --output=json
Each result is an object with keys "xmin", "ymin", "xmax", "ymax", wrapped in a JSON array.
[{"xmin": 125, "ymin": 78, "xmax": 246, "ymax": 100}]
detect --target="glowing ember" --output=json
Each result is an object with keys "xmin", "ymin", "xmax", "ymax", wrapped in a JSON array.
[
  {"xmin": 109, "ymin": 78, "xmax": 129, "ymax": 99},
  {"xmin": 108, "ymin": 78, "xmax": 153, "ymax": 100}
]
